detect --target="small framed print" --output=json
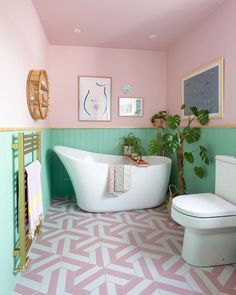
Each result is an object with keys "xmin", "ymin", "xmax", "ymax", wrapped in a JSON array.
[{"xmin": 119, "ymin": 97, "xmax": 143, "ymax": 117}]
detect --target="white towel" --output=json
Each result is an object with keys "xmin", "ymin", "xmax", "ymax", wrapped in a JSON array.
[{"xmin": 25, "ymin": 160, "xmax": 43, "ymax": 239}]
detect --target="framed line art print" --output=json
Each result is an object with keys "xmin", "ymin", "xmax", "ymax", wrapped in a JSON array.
[
  {"xmin": 182, "ymin": 57, "xmax": 224, "ymax": 119},
  {"xmin": 78, "ymin": 76, "xmax": 112, "ymax": 121},
  {"xmin": 119, "ymin": 97, "xmax": 143, "ymax": 117}
]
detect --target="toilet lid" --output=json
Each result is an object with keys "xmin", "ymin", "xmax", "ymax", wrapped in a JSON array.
[{"xmin": 172, "ymin": 193, "xmax": 236, "ymax": 218}]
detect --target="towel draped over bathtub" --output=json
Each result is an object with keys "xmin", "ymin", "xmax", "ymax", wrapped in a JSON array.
[
  {"xmin": 107, "ymin": 164, "xmax": 132, "ymax": 195},
  {"xmin": 25, "ymin": 160, "xmax": 43, "ymax": 239}
]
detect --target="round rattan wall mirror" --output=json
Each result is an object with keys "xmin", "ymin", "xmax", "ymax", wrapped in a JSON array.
[{"xmin": 27, "ymin": 70, "xmax": 49, "ymax": 120}]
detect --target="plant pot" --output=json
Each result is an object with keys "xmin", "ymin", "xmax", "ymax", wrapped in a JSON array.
[
  {"xmin": 123, "ymin": 146, "xmax": 134, "ymax": 156},
  {"xmin": 153, "ymin": 118, "xmax": 164, "ymax": 128}
]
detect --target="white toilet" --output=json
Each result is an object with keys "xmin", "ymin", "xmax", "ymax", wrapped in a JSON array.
[{"xmin": 171, "ymin": 155, "xmax": 236, "ymax": 267}]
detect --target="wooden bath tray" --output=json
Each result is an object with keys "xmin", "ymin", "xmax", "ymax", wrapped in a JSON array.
[{"xmin": 124, "ymin": 156, "xmax": 150, "ymax": 167}]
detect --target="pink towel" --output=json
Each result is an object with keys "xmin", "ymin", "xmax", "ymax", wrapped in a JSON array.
[
  {"xmin": 25, "ymin": 160, "xmax": 43, "ymax": 239},
  {"xmin": 107, "ymin": 165, "xmax": 132, "ymax": 196}
]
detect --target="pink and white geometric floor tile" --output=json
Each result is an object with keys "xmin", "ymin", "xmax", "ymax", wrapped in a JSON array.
[{"xmin": 14, "ymin": 197, "xmax": 236, "ymax": 295}]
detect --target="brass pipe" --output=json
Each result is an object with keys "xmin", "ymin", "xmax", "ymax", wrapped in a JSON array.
[
  {"xmin": 24, "ymin": 147, "xmax": 37, "ymax": 155},
  {"xmin": 24, "ymin": 142, "xmax": 38, "ymax": 149},
  {"xmin": 36, "ymin": 131, "xmax": 41, "ymax": 162},
  {"xmin": 24, "ymin": 138, "xmax": 39, "ymax": 144},
  {"xmin": 23, "ymin": 133, "xmax": 37, "ymax": 139},
  {"xmin": 18, "ymin": 133, "xmax": 27, "ymax": 269},
  {"xmin": 24, "ymin": 145, "xmax": 37, "ymax": 151}
]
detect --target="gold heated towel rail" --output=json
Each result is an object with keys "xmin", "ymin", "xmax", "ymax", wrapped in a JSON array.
[{"xmin": 12, "ymin": 131, "xmax": 42, "ymax": 273}]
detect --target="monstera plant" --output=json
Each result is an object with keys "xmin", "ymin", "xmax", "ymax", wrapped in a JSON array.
[{"xmin": 149, "ymin": 105, "xmax": 210, "ymax": 196}]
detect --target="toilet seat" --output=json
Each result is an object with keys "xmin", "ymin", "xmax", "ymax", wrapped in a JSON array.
[{"xmin": 172, "ymin": 193, "xmax": 236, "ymax": 218}]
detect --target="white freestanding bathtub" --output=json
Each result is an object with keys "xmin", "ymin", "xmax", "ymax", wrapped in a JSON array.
[{"xmin": 54, "ymin": 146, "xmax": 171, "ymax": 212}]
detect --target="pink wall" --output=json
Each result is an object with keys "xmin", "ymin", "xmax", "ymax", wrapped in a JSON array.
[
  {"xmin": 4, "ymin": 0, "xmax": 233, "ymax": 129},
  {"xmin": 0, "ymin": 0, "xmax": 49, "ymax": 128},
  {"xmin": 167, "ymin": 0, "xmax": 236, "ymax": 126},
  {"xmin": 49, "ymin": 46, "xmax": 166, "ymax": 127}
]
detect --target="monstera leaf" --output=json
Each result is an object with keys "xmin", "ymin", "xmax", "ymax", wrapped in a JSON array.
[
  {"xmin": 148, "ymin": 139, "xmax": 162, "ymax": 155},
  {"xmin": 167, "ymin": 115, "xmax": 181, "ymax": 130},
  {"xmin": 162, "ymin": 133, "xmax": 180, "ymax": 154},
  {"xmin": 184, "ymin": 152, "xmax": 194, "ymax": 164},
  {"xmin": 199, "ymin": 145, "xmax": 209, "ymax": 165},
  {"xmin": 190, "ymin": 106, "xmax": 199, "ymax": 116},
  {"xmin": 197, "ymin": 109, "xmax": 209, "ymax": 125},
  {"xmin": 194, "ymin": 166, "xmax": 204, "ymax": 178},
  {"xmin": 183, "ymin": 127, "xmax": 201, "ymax": 144}
]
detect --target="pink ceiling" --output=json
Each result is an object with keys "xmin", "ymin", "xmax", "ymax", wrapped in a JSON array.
[{"xmin": 32, "ymin": 0, "xmax": 225, "ymax": 50}]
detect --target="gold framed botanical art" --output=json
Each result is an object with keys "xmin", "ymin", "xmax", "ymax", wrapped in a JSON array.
[
  {"xmin": 182, "ymin": 57, "xmax": 224, "ymax": 119},
  {"xmin": 78, "ymin": 76, "xmax": 112, "ymax": 121}
]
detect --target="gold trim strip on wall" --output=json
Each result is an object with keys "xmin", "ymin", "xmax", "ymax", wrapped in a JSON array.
[
  {"xmin": 49, "ymin": 126, "xmax": 155, "ymax": 129},
  {"xmin": 0, "ymin": 126, "xmax": 154, "ymax": 131},
  {"xmin": 1, "ymin": 125, "xmax": 236, "ymax": 132},
  {"xmin": 0, "ymin": 127, "xmax": 45, "ymax": 132},
  {"xmin": 48, "ymin": 125, "xmax": 236, "ymax": 129}
]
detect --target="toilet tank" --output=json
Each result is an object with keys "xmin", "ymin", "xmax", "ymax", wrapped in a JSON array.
[{"xmin": 215, "ymin": 155, "xmax": 236, "ymax": 205}]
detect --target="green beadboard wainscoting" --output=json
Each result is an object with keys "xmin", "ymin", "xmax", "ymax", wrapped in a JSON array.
[
  {"xmin": 51, "ymin": 128, "xmax": 156, "ymax": 196},
  {"xmin": 50, "ymin": 127, "xmax": 236, "ymax": 197},
  {"xmin": 0, "ymin": 129, "xmax": 52, "ymax": 295}
]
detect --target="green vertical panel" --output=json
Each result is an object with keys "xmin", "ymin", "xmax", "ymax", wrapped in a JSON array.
[
  {"xmin": 86, "ymin": 129, "xmax": 92, "ymax": 152},
  {"xmin": 102, "ymin": 128, "xmax": 107, "ymax": 153},
  {"xmin": 63, "ymin": 129, "xmax": 69, "ymax": 194},
  {"xmin": 55, "ymin": 129, "xmax": 62, "ymax": 196},
  {"xmin": 0, "ymin": 132, "xmax": 16, "ymax": 295},
  {"xmin": 78, "ymin": 129, "xmax": 85, "ymax": 150},
  {"xmin": 97, "ymin": 128, "xmax": 101, "ymax": 153},
  {"xmin": 69, "ymin": 129, "xmax": 74, "ymax": 147},
  {"xmin": 51, "ymin": 130, "xmax": 56, "ymax": 195},
  {"xmin": 106, "ymin": 129, "xmax": 115, "ymax": 154},
  {"xmin": 109, "ymin": 129, "xmax": 114, "ymax": 154},
  {"xmin": 92, "ymin": 128, "xmax": 99, "ymax": 153},
  {"xmin": 112, "ymin": 128, "xmax": 118, "ymax": 154},
  {"xmin": 55, "ymin": 128, "xmax": 62, "ymax": 195},
  {"xmin": 117, "ymin": 128, "xmax": 124, "ymax": 154},
  {"xmin": 52, "ymin": 129, "xmax": 58, "ymax": 195},
  {"xmin": 75, "ymin": 128, "xmax": 80, "ymax": 148},
  {"xmin": 65, "ymin": 129, "xmax": 70, "ymax": 147},
  {"xmin": 41, "ymin": 129, "xmax": 52, "ymax": 211},
  {"xmin": 100, "ymin": 128, "xmax": 105, "ymax": 153},
  {"xmin": 68, "ymin": 129, "xmax": 76, "ymax": 195},
  {"xmin": 60, "ymin": 129, "xmax": 64, "ymax": 195}
]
